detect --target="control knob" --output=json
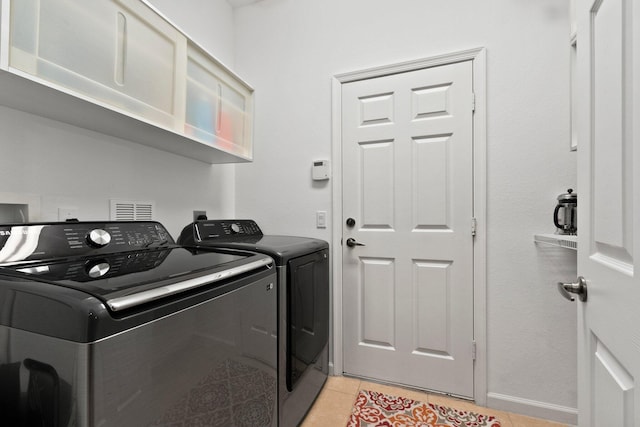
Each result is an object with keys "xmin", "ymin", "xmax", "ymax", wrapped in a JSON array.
[
  {"xmin": 86, "ymin": 260, "xmax": 111, "ymax": 279},
  {"xmin": 87, "ymin": 229, "xmax": 111, "ymax": 248},
  {"xmin": 230, "ymin": 223, "xmax": 241, "ymax": 234}
]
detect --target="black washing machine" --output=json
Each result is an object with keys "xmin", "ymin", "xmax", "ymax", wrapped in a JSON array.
[
  {"xmin": 0, "ymin": 221, "xmax": 278, "ymax": 427},
  {"xmin": 178, "ymin": 219, "xmax": 329, "ymax": 427}
]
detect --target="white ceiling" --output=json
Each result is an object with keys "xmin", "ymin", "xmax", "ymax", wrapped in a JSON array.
[{"xmin": 226, "ymin": 0, "xmax": 263, "ymax": 8}]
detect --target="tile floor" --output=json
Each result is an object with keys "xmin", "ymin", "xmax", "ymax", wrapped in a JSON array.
[{"xmin": 301, "ymin": 376, "xmax": 571, "ymax": 427}]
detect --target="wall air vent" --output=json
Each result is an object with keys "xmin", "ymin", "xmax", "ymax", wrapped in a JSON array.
[{"xmin": 110, "ymin": 199, "xmax": 155, "ymax": 221}]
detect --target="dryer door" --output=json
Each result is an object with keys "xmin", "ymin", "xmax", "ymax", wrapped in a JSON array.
[{"xmin": 286, "ymin": 249, "xmax": 329, "ymax": 391}]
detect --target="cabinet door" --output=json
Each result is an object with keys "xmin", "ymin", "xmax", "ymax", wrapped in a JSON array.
[
  {"xmin": 10, "ymin": 1, "xmax": 116, "ymax": 83},
  {"xmin": 115, "ymin": 0, "xmax": 186, "ymax": 127},
  {"xmin": 9, "ymin": 0, "xmax": 185, "ymax": 129},
  {"xmin": 185, "ymin": 44, "xmax": 253, "ymax": 159}
]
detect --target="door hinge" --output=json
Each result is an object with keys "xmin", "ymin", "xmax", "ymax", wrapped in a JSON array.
[
  {"xmin": 471, "ymin": 341, "xmax": 477, "ymax": 360},
  {"xmin": 471, "ymin": 217, "xmax": 477, "ymax": 237},
  {"xmin": 471, "ymin": 92, "xmax": 476, "ymax": 112}
]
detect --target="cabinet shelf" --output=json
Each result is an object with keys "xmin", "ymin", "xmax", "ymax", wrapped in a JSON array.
[
  {"xmin": 0, "ymin": 68, "xmax": 250, "ymax": 163},
  {"xmin": 534, "ymin": 234, "xmax": 577, "ymax": 250}
]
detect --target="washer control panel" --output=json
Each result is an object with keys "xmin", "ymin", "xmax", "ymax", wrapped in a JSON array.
[{"xmin": 0, "ymin": 221, "xmax": 174, "ymax": 264}]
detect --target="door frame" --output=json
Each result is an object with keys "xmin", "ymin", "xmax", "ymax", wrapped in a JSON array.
[{"xmin": 330, "ymin": 47, "xmax": 487, "ymax": 404}]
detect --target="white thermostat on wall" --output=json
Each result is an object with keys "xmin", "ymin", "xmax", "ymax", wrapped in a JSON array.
[{"xmin": 312, "ymin": 160, "xmax": 330, "ymax": 181}]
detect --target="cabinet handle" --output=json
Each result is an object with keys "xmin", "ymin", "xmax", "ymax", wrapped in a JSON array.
[
  {"xmin": 216, "ymin": 83, "xmax": 222, "ymax": 133},
  {"xmin": 115, "ymin": 12, "xmax": 127, "ymax": 86}
]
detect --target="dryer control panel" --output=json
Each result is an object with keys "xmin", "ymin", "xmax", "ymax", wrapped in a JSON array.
[
  {"xmin": 182, "ymin": 219, "xmax": 263, "ymax": 244},
  {"xmin": 190, "ymin": 219, "xmax": 262, "ymax": 242}
]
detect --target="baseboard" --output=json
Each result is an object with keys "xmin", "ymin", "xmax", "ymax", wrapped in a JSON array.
[{"xmin": 486, "ymin": 392, "xmax": 577, "ymax": 426}]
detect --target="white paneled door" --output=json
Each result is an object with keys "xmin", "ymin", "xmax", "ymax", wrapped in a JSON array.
[
  {"xmin": 575, "ymin": 0, "xmax": 640, "ymax": 425},
  {"xmin": 341, "ymin": 61, "xmax": 474, "ymax": 398}
]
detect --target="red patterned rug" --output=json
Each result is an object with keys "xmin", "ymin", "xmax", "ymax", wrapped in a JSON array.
[{"xmin": 347, "ymin": 390, "xmax": 501, "ymax": 427}]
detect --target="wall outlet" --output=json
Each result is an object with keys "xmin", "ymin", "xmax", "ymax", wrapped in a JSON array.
[
  {"xmin": 58, "ymin": 207, "xmax": 79, "ymax": 221},
  {"xmin": 193, "ymin": 210, "xmax": 207, "ymax": 221}
]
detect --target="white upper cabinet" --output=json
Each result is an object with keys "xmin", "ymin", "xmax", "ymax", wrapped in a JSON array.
[
  {"xmin": 185, "ymin": 44, "xmax": 253, "ymax": 159},
  {"xmin": 0, "ymin": 0, "xmax": 253, "ymax": 163}
]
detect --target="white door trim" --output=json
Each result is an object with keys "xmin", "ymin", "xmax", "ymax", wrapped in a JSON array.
[{"xmin": 330, "ymin": 47, "xmax": 487, "ymax": 405}]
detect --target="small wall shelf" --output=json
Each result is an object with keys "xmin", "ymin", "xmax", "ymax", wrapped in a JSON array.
[{"xmin": 534, "ymin": 234, "xmax": 577, "ymax": 250}]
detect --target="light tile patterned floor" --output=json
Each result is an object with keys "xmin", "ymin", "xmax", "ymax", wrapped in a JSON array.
[{"xmin": 301, "ymin": 376, "xmax": 570, "ymax": 427}]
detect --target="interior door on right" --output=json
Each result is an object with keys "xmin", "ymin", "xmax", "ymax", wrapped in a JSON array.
[{"xmin": 576, "ymin": 0, "xmax": 640, "ymax": 425}]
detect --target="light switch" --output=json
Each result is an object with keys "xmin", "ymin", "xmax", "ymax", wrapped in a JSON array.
[{"xmin": 316, "ymin": 211, "xmax": 327, "ymax": 228}]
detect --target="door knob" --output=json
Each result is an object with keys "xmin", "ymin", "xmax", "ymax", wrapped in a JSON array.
[
  {"xmin": 346, "ymin": 217, "xmax": 356, "ymax": 227},
  {"xmin": 557, "ymin": 276, "xmax": 588, "ymax": 302},
  {"xmin": 345, "ymin": 238, "xmax": 365, "ymax": 247}
]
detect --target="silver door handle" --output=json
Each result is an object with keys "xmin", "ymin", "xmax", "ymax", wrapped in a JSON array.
[
  {"xmin": 345, "ymin": 238, "xmax": 365, "ymax": 247},
  {"xmin": 557, "ymin": 276, "xmax": 587, "ymax": 302}
]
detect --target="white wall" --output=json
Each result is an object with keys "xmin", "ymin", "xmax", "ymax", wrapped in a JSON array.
[
  {"xmin": 149, "ymin": 0, "xmax": 235, "ymax": 67},
  {"xmin": 233, "ymin": 0, "xmax": 578, "ymax": 423},
  {"xmin": 0, "ymin": 0, "xmax": 236, "ymax": 238}
]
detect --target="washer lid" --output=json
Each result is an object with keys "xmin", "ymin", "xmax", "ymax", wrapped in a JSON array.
[
  {"xmin": 1, "ymin": 247, "xmax": 272, "ymax": 311},
  {"xmin": 179, "ymin": 220, "xmax": 329, "ymax": 264},
  {"xmin": 229, "ymin": 235, "xmax": 328, "ymax": 264},
  {"xmin": 186, "ymin": 235, "xmax": 328, "ymax": 265},
  {"xmin": 0, "ymin": 249, "xmax": 275, "ymax": 342}
]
